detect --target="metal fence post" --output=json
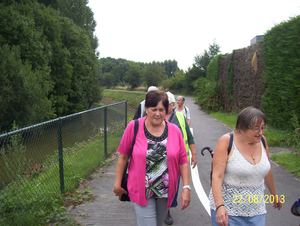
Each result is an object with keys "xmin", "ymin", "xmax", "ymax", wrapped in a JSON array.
[
  {"xmin": 104, "ymin": 107, "xmax": 107, "ymax": 159},
  {"xmin": 58, "ymin": 118, "xmax": 64, "ymax": 193}
]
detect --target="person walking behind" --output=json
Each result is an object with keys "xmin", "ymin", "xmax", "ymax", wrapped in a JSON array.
[
  {"xmin": 133, "ymin": 86, "xmax": 158, "ymax": 119},
  {"xmin": 164, "ymin": 91, "xmax": 197, "ymax": 225},
  {"xmin": 113, "ymin": 90, "xmax": 191, "ymax": 226},
  {"xmin": 209, "ymin": 107, "xmax": 282, "ymax": 226},
  {"xmin": 175, "ymin": 96, "xmax": 191, "ymax": 126}
]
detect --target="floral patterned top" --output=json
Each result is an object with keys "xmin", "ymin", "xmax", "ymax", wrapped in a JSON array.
[{"xmin": 144, "ymin": 122, "xmax": 169, "ymax": 199}]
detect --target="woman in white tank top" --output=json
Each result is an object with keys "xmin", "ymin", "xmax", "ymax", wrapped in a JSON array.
[{"xmin": 209, "ymin": 107, "xmax": 282, "ymax": 226}]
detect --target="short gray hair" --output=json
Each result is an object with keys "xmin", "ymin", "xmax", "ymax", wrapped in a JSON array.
[
  {"xmin": 235, "ymin": 107, "xmax": 267, "ymax": 133},
  {"xmin": 177, "ymin": 96, "xmax": 185, "ymax": 102}
]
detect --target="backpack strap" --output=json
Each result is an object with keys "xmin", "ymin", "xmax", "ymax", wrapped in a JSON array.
[
  {"xmin": 228, "ymin": 132, "xmax": 233, "ymax": 154},
  {"xmin": 123, "ymin": 119, "xmax": 139, "ymax": 177},
  {"xmin": 261, "ymin": 136, "xmax": 266, "ymax": 149},
  {"xmin": 128, "ymin": 119, "xmax": 139, "ymax": 160},
  {"xmin": 227, "ymin": 132, "xmax": 266, "ymax": 154}
]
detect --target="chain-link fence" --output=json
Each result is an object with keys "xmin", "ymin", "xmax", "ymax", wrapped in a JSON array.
[{"xmin": 0, "ymin": 101, "xmax": 127, "ymax": 225}]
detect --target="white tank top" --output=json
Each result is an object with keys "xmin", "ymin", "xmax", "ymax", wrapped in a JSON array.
[{"xmin": 209, "ymin": 138, "xmax": 271, "ymax": 216}]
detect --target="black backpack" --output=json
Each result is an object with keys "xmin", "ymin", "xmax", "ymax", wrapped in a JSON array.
[{"xmin": 201, "ymin": 132, "xmax": 266, "ymax": 186}]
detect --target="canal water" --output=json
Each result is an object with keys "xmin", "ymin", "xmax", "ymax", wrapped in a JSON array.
[{"xmin": 0, "ymin": 105, "xmax": 126, "ymax": 189}]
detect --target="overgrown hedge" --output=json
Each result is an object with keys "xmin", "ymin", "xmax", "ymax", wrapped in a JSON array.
[
  {"xmin": 206, "ymin": 54, "xmax": 223, "ymax": 81},
  {"xmin": 199, "ymin": 15, "xmax": 300, "ymax": 131},
  {"xmin": 261, "ymin": 15, "xmax": 300, "ymax": 130}
]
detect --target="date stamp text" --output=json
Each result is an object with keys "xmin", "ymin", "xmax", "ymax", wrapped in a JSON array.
[{"xmin": 233, "ymin": 195, "xmax": 285, "ymax": 204}]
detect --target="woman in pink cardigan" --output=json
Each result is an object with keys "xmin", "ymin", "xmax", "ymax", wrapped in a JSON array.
[{"xmin": 113, "ymin": 90, "xmax": 190, "ymax": 226}]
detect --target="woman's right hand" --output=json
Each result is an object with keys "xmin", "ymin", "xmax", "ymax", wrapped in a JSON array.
[
  {"xmin": 113, "ymin": 153, "xmax": 129, "ymax": 200},
  {"xmin": 113, "ymin": 185, "xmax": 127, "ymax": 200},
  {"xmin": 216, "ymin": 205, "xmax": 229, "ymax": 226}
]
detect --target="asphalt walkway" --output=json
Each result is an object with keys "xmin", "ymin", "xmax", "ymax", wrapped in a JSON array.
[{"xmin": 68, "ymin": 96, "xmax": 300, "ymax": 226}]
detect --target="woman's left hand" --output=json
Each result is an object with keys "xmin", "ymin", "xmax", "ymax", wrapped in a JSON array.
[
  {"xmin": 180, "ymin": 188, "xmax": 191, "ymax": 210},
  {"xmin": 273, "ymin": 197, "xmax": 283, "ymax": 210}
]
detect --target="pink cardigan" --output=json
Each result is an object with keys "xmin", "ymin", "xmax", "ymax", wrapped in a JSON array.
[{"xmin": 118, "ymin": 117, "xmax": 188, "ymax": 208}]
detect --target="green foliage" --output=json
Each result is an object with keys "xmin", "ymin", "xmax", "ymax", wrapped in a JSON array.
[
  {"xmin": 181, "ymin": 40, "xmax": 222, "ymax": 94},
  {"xmin": 226, "ymin": 52, "xmax": 234, "ymax": 95},
  {"xmin": 194, "ymin": 40, "xmax": 221, "ymax": 75},
  {"xmin": 206, "ymin": 54, "xmax": 223, "ymax": 81},
  {"xmin": 103, "ymin": 89, "xmax": 146, "ymax": 111},
  {"xmin": 271, "ymin": 152, "xmax": 300, "ymax": 178},
  {"xmin": 162, "ymin": 69, "xmax": 185, "ymax": 91},
  {"xmin": 142, "ymin": 63, "xmax": 167, "ymax": 87},
  {"xmin": 124, "ymin": 63, "xmax": 142, "ymax": 88},
  {"xmin": 0, "ymin": 44, "xmax": 55, "ymax": 131},
  {"xmin": 287, "ymin": 112, "xmax": 300, "ymax": 157},
  {"xmin": 208, "ymin": 111, "xmax": 290, "ymax": 147},
  {"xmin": 209, "ymin": 111, "xmax": 238, "ymax": 129},
  {"xmin": 183, "ymin": 64, "xmax": 203, "ymax": 93},
  {"xmin": 163, "ymin": 59, "xmax": 178, "ymax": 78},
  {"xmin": 99, "ymin": 57, "xmax": 179, "ymax": 88},
  {"xmin": 101, "ymin": 72, "xmax": 114, "ymax": 88},
  {"xmin": 0, "ymin": 121, "xmax": 124, "ymax": 225},
  {"xmin": 261, "ymin": 15, "xmax": 300, "ymax": 130},
  {"xmin": 194, "ymin": 77, "xmax": 223, "ymax": 112},
  {"xmin": 0, "ymin": 122, "xmax": 27, "ymax": 180},
  {"xmin": 0, "ymin": 1, "xmax": 101, "ymax": 131}
]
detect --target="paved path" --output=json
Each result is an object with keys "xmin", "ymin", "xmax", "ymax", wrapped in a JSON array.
[{"xmin": 68, "ymin": 96, "xmax": 300, "ymax": 226}]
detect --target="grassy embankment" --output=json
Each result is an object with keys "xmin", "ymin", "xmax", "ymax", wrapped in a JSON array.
[
  {"xmin": 0, "ymin": 103, "xmax": 125, "ymax": 225},
  {"xmin": 103, "ymin": 89, "xmax": 300, "ymax": 178}
]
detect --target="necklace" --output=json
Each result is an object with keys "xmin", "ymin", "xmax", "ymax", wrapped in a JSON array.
[{"xmin": 240, "ymin": 133, "xmax": 257, "ymax": 164}]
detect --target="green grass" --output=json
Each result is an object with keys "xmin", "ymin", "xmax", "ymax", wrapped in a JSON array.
[
  {"xmin": 207, "ymin": 111, "xmax": 300, "ymax": 178},
  {"xmin": 103, "ymin": 89, "xmax": 146, "ymax": 112},
  {"xmin": 5, "ymin": 88, "xmax": 296, "ymax": 225},
  {"xmin": 271, "ymin": 153, "xmax": 300, "ymax": 177},
  {"xmin": 102, "ymin": 89, "xmax": 300, "ymax": 179},
  {"xmin": 209, "ymin": 111, "xmax": 289, "ymax": 147},
  {"xmin": 210, "ymin": 111, "xmax": 238, "ymax": 129},
  {"xmin": 0, "ymin": 123, "xmax": 124, "ymax": 225}
]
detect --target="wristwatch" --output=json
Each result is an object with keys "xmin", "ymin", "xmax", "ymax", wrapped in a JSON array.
[{"xmin": 183, "ymin": 185, "xmax": 191, "ymax": 191}]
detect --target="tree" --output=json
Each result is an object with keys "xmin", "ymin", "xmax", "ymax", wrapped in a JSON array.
[
  {"xmin": 0, "ymin": 1, "xmax": 101, "ymax": 127},
  {"xmin": 162, "ymin": 69, "xmax": 185, "ymax": 91},
  {"xmin": 184, "ymin": 64, "xmax": 203, "ymax": 93},
  {"xmin": 163, "ymin": 59, "xmax": 178, "ymax": 78},
  {"xmin": 0, "ymin": 45, "xmax": 55, "ymax": 132},
  {"xmin": 101, "ymin": 72, "xmax": 114, "ymax": 88},
  {"xmin": 142, "ymin": 64, "xmax": 167, "ymax": 87},
  {"xmin": 124, "ymin": 63, "xmax": 141, "ymax": 89},
  {"xmin": 60, "ymin": 17, "xmax": 100, "ymax": 112},
  {"xmin": 111, "ymin": 65, "xmax": 123, "ymax": 87},
  {"xmin": 194, "ymin": 40, "xmax": 221, "ymax": 76}
]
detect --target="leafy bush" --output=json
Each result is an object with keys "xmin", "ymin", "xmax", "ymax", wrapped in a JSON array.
[
  {"xmin": 261, "ymin": 15, "xmax": 300, "ymax": 130},
  {"xmin": 194, "ymin": 77, "xmax": 223, "ymax": 112},
  {"xmin": 162, "ymin": 70, "xmax": 185, "ymax": 92},
  {"xmin": 206, "ymin": 54, "xmax": 223, "ymax": 81}
]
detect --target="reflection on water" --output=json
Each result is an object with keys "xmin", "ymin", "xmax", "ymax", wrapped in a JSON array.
[{"xmin": 0, "ymin": 105, "xmax": 125, "ymax": 189}]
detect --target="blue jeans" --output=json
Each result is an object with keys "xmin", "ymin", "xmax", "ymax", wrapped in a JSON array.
[{"xmin": 211, "ymin": 209, "xmax": 265, "ymax": 226}]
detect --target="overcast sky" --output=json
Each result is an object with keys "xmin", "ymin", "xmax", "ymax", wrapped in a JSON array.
[{"xmin": 88, "ymin": 0, "xmax": 300, "ymax": 71}]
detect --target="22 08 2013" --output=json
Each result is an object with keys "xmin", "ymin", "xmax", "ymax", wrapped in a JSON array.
[{"xmin": 233, "ymin": 194, "xmax": 285, "ymax": 204}]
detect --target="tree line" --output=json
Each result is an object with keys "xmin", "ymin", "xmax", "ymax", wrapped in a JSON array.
[
  {"xmin": 0, "ymin": 0, "xmax": 221, "ymax": 133},
  {"xmin": 99, "ymin": 40, "xmax": 221, "ymax": 93},
  {"xmin": 0, "ymin": 0, "xmax": 100, "ymax": 132}
]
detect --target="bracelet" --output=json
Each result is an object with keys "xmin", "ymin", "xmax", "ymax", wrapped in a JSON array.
[
  {"xmin": 216, "ymin": 204, "xmax": 224, "ymax": 212},
  {"xmin": 182, "ymin": 185, "xmax": 191, "ymax": 190}
]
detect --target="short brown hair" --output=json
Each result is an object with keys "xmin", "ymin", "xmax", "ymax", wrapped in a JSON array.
[
  {"xmin": 235, "ymin": 107, "xmax": 267, "ymax": 132},
  {"xmin": 145, "ymin": 90, "xmax": 169, "ymax": 114}
]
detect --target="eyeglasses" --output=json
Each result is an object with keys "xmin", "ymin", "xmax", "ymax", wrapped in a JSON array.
[{"xmin": 251, "ymin": 126, "xmax": 268, "ymax": 133}]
